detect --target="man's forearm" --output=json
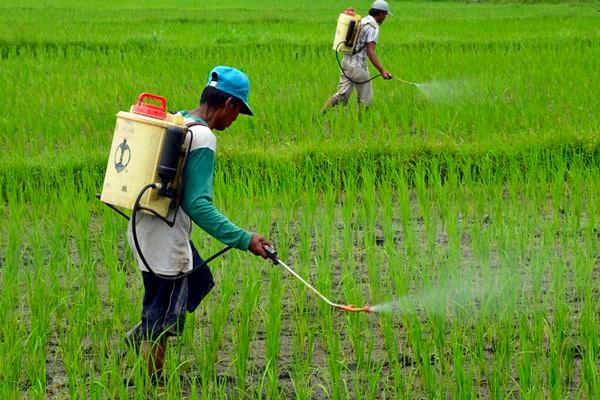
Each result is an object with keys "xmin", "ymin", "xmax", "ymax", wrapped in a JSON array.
[
  {"xmin": 366, "ymin": 46, "xmax": 385, "ymax": 74},
  {"xmin": 184, "ymin": 196, "xmax": 252, "ymax": 250}
]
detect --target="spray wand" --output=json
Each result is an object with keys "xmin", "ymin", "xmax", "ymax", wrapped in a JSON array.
[
  {"xmin": 262, "ymin": 245, "xmax": 370, "ymax": 313},
  {"xmin": 391, "ymin": 76, "xmax": 419, "ymax": 87},
  {"xmin": 335, "ymin": 41, "xmax": 420, "ymax": 88}
]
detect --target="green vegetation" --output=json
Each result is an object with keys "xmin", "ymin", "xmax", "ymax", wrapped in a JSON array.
[{"xmin": 0, "ymin": 0, "xmax": 598, "ymax": 398}]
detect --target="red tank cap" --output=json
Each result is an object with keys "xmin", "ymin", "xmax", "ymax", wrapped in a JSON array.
[{"xmin": 131, "ymin": 93, "xmax": 167, "ymax": 120}]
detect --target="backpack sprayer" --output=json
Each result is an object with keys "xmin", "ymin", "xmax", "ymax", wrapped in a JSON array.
[
  {"xmin": 332, "ymin": 8, "xmax": 419, "ymax": 87},
  {"xmin": 333, "ymin": 8, "xmax": 362, "ymax": 56},
  {"xmin": 99, "ymin": 93, "xmax": 232, "ymax": 280},
  {"xmin": 100, "ymin": 93, "xmax": 188, "ymax": 217}
]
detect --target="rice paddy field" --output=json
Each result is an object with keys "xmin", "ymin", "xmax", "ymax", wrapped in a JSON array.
[{"xmin": 1, "ymin": 0, "xmax": 599, "ymax": 398}]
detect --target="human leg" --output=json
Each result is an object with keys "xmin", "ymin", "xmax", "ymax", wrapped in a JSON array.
[
  {"xmin": 137, "ymin": 272, "xmax": 189, "ymax": 380},
  {"xmin": 355, "ymin": 68, "xmax": 373, "ymax": 108},
  {"xmin": 141, "ymin": 335, "xmax": 168, "ymax": 379},
  {"xmin": 321, "ymin": 66, "xmax": 354, "ymax": 114},
  {"xmin": 130, "ymin": 242, "xmax": 213, "ymax": 381}
]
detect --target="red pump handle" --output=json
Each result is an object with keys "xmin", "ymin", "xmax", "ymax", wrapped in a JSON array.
[{"xmin": 131, "ymin": 92, "xmax": 167, "ymax": 120}]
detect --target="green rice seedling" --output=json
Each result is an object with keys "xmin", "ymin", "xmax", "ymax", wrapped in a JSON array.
[
  {"xmin": 289, "ymin": 318, "xmax": 314, "ymax": 399},
  {"xmin": 233, "ymin": 260, "xmax": 261, "ymax": 394},
  {"xmin": 322, "ymin": 309, "xmax": 342, "ymax": 400},
  {"xmin": 263, "ymin": 265, "xmax": 283, "ymax": 398}
]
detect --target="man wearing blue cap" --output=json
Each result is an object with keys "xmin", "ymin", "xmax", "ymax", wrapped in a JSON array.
[
  {"xmin": 321, "ymin": 0, "xmax": 393, "ymax": 114},
  {"xmin": 126, "ymin": 66, "xmax": 271, "ymax": 381}
]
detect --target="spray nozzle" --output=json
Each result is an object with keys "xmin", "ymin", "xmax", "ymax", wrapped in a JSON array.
[{"xmin": 337, "ymin": 304, "xmax": 371, "ymax": 313}]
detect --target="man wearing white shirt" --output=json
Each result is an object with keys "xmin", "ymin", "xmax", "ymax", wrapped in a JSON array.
[{"xmin": 322, "ymin": 0, "xmax": 393, "ymax": 114}]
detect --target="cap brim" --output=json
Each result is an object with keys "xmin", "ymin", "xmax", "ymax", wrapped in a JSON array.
[
  {"xmin": 240, "ymin": 100, "xmax": 253, "ymax": 116},
  {"xmin": 387, "ymin": 10, "xmax": 393, "ymax": 16}
]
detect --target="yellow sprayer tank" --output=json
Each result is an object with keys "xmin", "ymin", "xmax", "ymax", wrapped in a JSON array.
[
  {"xmin": 100, "ymin": 93, "xmax": 186, "ymax": 218},
  {"xmin": 332, "ymin": 9, "xmax": 361, "ymax": 54}
]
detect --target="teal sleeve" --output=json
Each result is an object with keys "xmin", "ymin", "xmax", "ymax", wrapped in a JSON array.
[{"xmin": 181, "ymin": 148, "xmax": 252, "ymax": 250}]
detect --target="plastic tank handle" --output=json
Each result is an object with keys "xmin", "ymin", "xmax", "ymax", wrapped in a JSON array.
[{"xmin": 131, "ymin": 92, "xmax": 167, "ymax": 120}]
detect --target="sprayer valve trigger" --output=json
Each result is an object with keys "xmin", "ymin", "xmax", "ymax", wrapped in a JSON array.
[{"xmin": 262, "ymin": 245, "xmax": 279, "ymax": 264}]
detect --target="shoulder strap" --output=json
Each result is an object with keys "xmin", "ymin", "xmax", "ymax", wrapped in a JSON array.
[
  {"xmin": 352, "ymin": 21, "xmax": 378, "ymax": 55},
  {"xmin": 185, "ymin": 121, "xmax": 208, "ymax": 128},
  {"xmin": 363, "ymin": 20, "xmax": 377, "ymax": 29}
]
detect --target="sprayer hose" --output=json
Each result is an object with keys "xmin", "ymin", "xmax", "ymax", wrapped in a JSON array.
[{"xmin": 335, "ymin": 41, "xmax": 381, "ymax": 85}]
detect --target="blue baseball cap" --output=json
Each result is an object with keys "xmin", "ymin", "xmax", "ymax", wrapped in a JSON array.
[{"xmin": 206, "ymin": 66, "xmax": 253, "ymax": 116}]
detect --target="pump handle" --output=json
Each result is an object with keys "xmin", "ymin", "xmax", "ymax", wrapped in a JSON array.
[{"xmin": 131, "ymin": 93, "xmax": 167, "ymax": 120}]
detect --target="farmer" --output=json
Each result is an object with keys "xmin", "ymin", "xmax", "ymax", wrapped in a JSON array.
[
  {"xmin": 126, "ymin": 66, "xmax": 272, "ymax": 381},
  {"xmin": 321, "ymin": 0, "xmax": 393, "ymax": 114}
]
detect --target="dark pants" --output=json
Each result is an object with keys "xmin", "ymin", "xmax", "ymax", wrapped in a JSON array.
[{"xmin": 140, "ymin": 242, "xmax": 214, "ymax": 340}]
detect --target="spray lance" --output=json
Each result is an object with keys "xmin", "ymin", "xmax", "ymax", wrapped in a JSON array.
[{"xmin": 261, "ymin": 244, "xmax": 371, "ymax": 314}]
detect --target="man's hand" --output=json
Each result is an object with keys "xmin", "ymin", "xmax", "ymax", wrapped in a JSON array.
[
  {"xmin": 381, "ymin": 71, "xmax": 392, "ymax": 80},
  {"xmin": 247, "ymin": 233, "xmax": 272, "ymax": 259}
]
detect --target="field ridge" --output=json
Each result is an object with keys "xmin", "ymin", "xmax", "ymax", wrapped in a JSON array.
[{"xmin": 2, "ymin": 138, "xmax": 598, "ymax": 202}]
